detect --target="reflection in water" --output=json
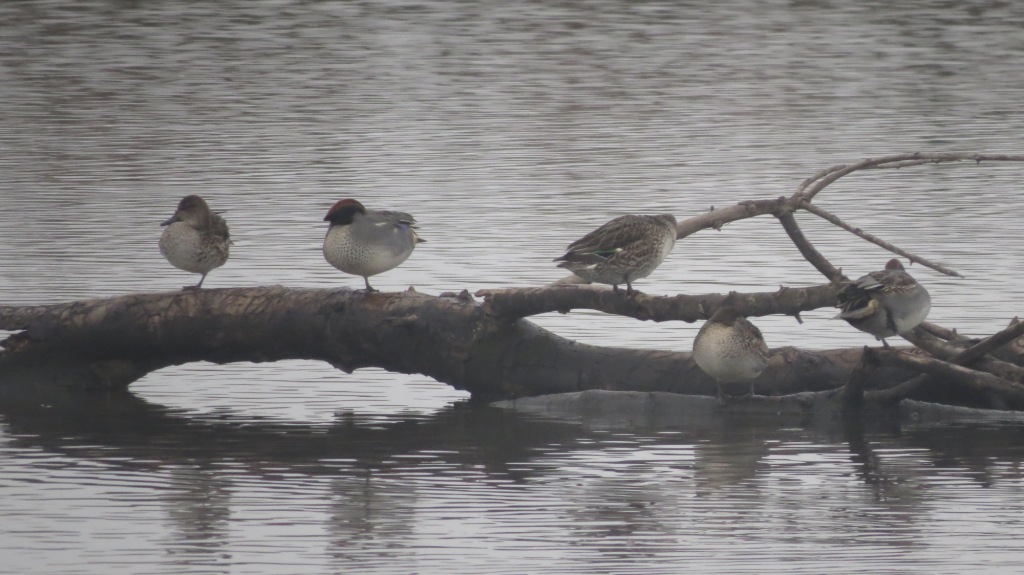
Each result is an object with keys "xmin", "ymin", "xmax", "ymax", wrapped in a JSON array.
[
  {"xmin": 4, "ymin": 0, "xmax": 1024, "ymax": 572},
  {"xmin": 163, "ymin": 465, "xmax": 232, "ymax": 567},
  {"xmin": 4, "ymin": 387, "xmax": 1024, "ymax": 573},
  {"xmin": 327, "ymin": 469, "xmax": 419, "ymax": 566}
]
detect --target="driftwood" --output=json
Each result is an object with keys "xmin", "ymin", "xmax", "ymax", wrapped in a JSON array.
[{"xmin": 3, "ymin": 152, "xmax": 1024, "ymax": 414}]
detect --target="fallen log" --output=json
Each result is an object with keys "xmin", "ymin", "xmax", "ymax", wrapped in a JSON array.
[
  {"xmin": 0, "ymin": 285, "xmax": 893, "ymax": 399},
  {"xmin": 3, "ymin": 152, "xmax": 1024, "ymax": 414}
]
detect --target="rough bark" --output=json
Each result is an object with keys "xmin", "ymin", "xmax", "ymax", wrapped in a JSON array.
[{"xmin": 0, "ymin": 285, "xmax": 896, "ymax": 400}]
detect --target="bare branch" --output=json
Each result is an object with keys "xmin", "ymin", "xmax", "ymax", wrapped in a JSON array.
[
  {"xmin": 797, "ymin": 152, "xmax": 1024, "ymax": 202},
  {"xmin": 801, "ymin": 203, "xmax": 963, "ymax": 278},
  {"xmin": 795, "ymin": 163, "xmax": 848, "ymax": 196},
  {"xmin": 918, "ymin": 321, "xmax": 968, "ymax": 343},
  {"xmin": 787, "ymin": 152, "xmax": 1024, "ymax": 281},
  {"xmin": 871, "ymin": 154, "xmax": 1024, "ymax": 170},
  {"xmin": 674, "ymin": 199, "xmax": 784, "ymax": 239},
  {"xmin": 557, "ymin": 153, "xmax": 1017, "ymax": 288},
  {"xmin": 477, "ymin": 283, "xmax": 839, "ymax": 322},
  {"xmin": 776, "ymin": 211, "xmax": 843, "ymax": 281}
]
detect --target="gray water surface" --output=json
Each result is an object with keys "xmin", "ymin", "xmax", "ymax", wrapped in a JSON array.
[{"xmin": 3, "ymin": 1, "xmax": 1024, "ymax": 573}]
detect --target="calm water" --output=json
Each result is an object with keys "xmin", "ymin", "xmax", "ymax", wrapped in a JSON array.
[{"xmin": 3, "ymin": 0, "xmax": 1024, "ymax": 573}]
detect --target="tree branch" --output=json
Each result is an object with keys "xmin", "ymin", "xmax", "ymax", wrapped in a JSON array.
[
  {"xmin": 868, "ymin": 320, "xmax": 1024, "ymax": 405},
  {"xmin": 0, "ymin": 287, "xmax": 870, "ymax": 398},
  {"xmin": 775, "ymin": 210, "xmax": 843, "ymax": 281},
  {"xmin": 796, "ymin": 152, "xmax": 1024, "ymax": 201},
  {"xmin": 866, "ymin": 348, "xmax": 1024, "ymax": 405},
  {"xmin": 477, "ymin": 283, "xmax": 839, "ymax": 322},
  {"xmin": 800, "ymin": 203, "xmax": 963, "ymax": 278},
  {"xmin": 675, "ymin": 198, "xmax": 785, "ymax": 239}
]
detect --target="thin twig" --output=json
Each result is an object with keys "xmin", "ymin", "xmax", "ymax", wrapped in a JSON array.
[
  {"xmin": 795, "ymin": 163, "xmax": 847, "ymax": 195},
  {"xmin": 872, "ymin": 154, "xmax": 1024, "ymax": 170},
  {"xmin": 797, "ymin": 152, "xmax": 1024, "ymax": 202},
  {"xmin": 786, "ymin": 152, "xmax": 1023, "ymax": 282},
  {"xmin": 801, "ymin": 203, "xmax": 963, "ymax": 278}
]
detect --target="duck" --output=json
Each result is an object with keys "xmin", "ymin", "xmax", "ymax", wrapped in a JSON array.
[
  {"xmin": 554, "ymin": 214, "xmax": 677, "ymax": 295},
  {"xmin": 692, "ymin": 306, "xmax": 770, "ymax": 399},
  {"xmin": 323, "ymin": 199, "xmax": 424, "ymax": 292},
  {"xmin": 834, "ymin": 258, "xmax": 931, "ymax": 347},
  {"xmin": 159, "ymin": 195, "xmax": 230, "ymax": 289}
]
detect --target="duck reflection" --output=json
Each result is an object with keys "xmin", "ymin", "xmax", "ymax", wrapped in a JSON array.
[
  {"xmin": 163, "ymin": 465, "xmax": 232, "ymax": 564},
  {"xmin": 4, "ymin": 382, "xmax": 1024, "ymax": 571}
]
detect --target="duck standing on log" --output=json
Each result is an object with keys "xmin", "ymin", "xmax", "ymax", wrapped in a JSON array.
[
  {"xmin": 323, "ymin": 199, "xmax": 425, "ymax": 292},
  {"xmin": 554, "ymin": 214, "xmax": 677, "ymax": 295},
  {"xmin": 159, "ymin": 195, "xmax": 231, "ymax": 290},
  {"xmin": 692, "ymin": 306, "xmax": 770, "ymax": 399}
]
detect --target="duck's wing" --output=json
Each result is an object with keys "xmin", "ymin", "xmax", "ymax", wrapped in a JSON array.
[
  {"xmin": 557, "ymin": 215, "xmax": 653, "ymax": 258},
  {"xmin": 367, "ymin": 210, "xmax": 418, "ymax": 228},
  {"xmin": 210, "ymin": 213, "xmax": 231, "ymax": 241}
]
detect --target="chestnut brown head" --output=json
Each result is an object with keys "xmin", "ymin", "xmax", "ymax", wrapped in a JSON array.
[{"xmin": 324, "ymin": 199, "xmax": 368, "ymax": 226}]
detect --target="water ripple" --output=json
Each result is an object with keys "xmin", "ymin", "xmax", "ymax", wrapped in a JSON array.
[{"xmin": 4, "ymin": 0, "xmax": 1024, "ymax": 573}]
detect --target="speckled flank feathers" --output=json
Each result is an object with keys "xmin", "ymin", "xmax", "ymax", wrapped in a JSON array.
[
  {"xmin": 692, "ymin": 306, "xmax": 770, "ymax": 399},
  {"xmin": 834, "ymin": 258, "xmax": 931, "ymax": 347},
  {"xmin": 159, "ymin": 195, "xmax": 230, "ymax": 289},
  {"xmin": 554, "ymin": 214, "xmax": 677, "ymax": 294},
  {"xmin": 323, "ymin": 199, "xmax": 424, "ymax": 292}
]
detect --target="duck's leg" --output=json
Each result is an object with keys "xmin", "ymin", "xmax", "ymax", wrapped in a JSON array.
[{"xmin": 185, "ymin": 273, "xmax": 207, "ymax": 290}]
